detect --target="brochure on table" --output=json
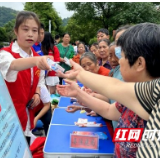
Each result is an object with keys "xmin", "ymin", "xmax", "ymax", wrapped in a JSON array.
[{"xmin": 0, "ymin": 72, "xmax": 32, "ymax": 158}]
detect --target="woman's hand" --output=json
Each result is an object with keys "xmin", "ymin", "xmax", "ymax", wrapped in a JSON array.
[
  {"xmin": 36, "ymin": 55, "xmax": 53, "ymax": 70},
  {"xmin": 56, "ymin": 79, "xmax": 80, "ymax": 97},
  {"xmin": 56, "ymin": 59, "xmax": 84, "ymax": 80},
  {"xmin": 82, "ymin": 87, "xmax": 93, "ymax": 94},
  {"xmin": 66, "ymin": 105, "xmax": 81, "ymax": 113},
  {"xmin": 31, "ymin": 94, "xmax": 40, "ymax": 108},
  {"xmin": 60, "ymin": 57, "xmax": 66, "ymax": 62}
]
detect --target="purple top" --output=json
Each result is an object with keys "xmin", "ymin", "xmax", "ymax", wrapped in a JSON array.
[{"xmin": 99, "ymin": 59, "xmax": 111, "ymax": 70}]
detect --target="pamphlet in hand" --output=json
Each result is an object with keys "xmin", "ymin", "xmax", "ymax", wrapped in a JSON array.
[
  {"xmin": 47, "ymin": 58, "xmax": 65, "ymax": 73},
  {"xmin": 64, "ymin": 57, "xmax": 72, "ymax": 67}
]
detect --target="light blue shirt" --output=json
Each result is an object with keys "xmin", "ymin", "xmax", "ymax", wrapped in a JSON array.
[{"xmin": 109, "ymin": 65, "xmax": 123, "ymax": 130}]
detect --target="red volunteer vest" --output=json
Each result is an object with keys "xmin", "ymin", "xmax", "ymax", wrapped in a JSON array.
[
  {"xmin": 2, "ymin": 43, "xmax": 41, "ymax": 131},
  {"xmin": 47, "ymin": 46, "xmax": 60, "ymax": 77}
]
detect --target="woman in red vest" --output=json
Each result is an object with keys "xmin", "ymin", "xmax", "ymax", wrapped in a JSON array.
[{"xmin": 0, "ymin": 11, "xmax": 51, "ymax": 144}]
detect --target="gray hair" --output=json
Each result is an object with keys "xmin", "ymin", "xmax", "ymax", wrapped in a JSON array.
[{"xmin": 79, "ymin": 52, "xmax": 97, "ymax": 65}]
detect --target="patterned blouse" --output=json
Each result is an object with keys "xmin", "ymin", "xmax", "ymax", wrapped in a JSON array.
[{"xmin": 114, "ymin": 102, "xmax": 146, "ymax": 158}]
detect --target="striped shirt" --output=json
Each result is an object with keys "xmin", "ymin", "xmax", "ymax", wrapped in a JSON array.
[{"xmin": 135, "ymin": 79, "xmax": 160, "ymax": 158}]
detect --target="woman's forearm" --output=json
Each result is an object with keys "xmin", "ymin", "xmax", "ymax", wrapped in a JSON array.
[
  {"xmin": 10, "ymin": 57, "xmax": 40, "ymax": 71},
  {"xmin": 35, "ymin": 102, "xmax": 50, "ymax": 120},
  {"xmin": 35, "ymin": 87, "xmax": 40, "ymax": 95},
  {"xmin": 76, "ymin": 70, "xmax": 149, "ymax": 120},
  {"xmin": 75, "ymin": 88, "xmax": 119, "ymax": 120},
  {"xmin": 77, "ymin": 70, "xmax": 125, "ymax": 101},
  {"xmin": 93, "ymin": 93, "xmax": 109, "ymax": 102}
]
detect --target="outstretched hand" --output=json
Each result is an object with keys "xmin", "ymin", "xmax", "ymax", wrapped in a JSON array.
[
  {"xmin": 56, "ymin": 59, "xmax": 84, "ymax": 80},
  {"xmin": 56, "ymin": 79, "xmax": 80, "ymax": 97}
]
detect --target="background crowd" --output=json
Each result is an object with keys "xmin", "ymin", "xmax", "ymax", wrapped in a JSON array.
[{"xmin": 0, "ymin": 8, "xmax": 160, "ymax": 158}]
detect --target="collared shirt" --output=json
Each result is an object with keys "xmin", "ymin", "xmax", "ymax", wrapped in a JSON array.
[
  {"xmin": 99, "ymin": 59, "xmax": 112, "ymax": 70},
  {"xmin": 57, "ymin": 43, "xmax": 74, "ymax": 72},
  {"xmin": 0, "ymin": 41, "xmax": 45, "ymax": 86},
  {"xmin": 32, "ymin": 42, "xmax": 44, "ymax": 56},
  {"xmin": 0, "ymin": 41, "xmax": 45, "ymax": 136},
  {"xmin": 33, "ymin": 43, "xmax": 49, "ymax": 76}
]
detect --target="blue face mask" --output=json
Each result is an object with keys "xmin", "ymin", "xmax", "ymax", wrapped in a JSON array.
[{"xmin": 115, "ymin": 47, "xmax": 121, "ymax": 59}]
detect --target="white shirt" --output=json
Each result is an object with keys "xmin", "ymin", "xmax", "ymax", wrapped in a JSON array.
[
  {"xmin": 0, "ymin": 41, "xmax": 45, "ymax": 136},
  {"xmin": 40, "ymin": 85, "xmax": 51, "ymax": 104},
  {"xmin": 74, "ymin": 46, "xmax": 78, "ymax": 55},
  {"xmin": 0, "ymin": 41, "xmax": 45, "ymax": 86}
]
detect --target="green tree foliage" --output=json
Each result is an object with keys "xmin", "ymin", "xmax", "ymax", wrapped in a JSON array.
[
  {"xmin": 4, "ymin": 19, "xmax": 16, "ymax": 42},
  {"xmin": 152, "ymin": 2, "xmax": 160, "ymax": 5},
  {"xmin": 66, "ymin": 2, "xmax": 160, "ymax": 29},
  {"xmin": 1, "ymin": 2, "xmax": 159, "ymax": 45},
  {"xmin": 62, "ymin": 18, "xmax": 70, "ymax": 27},
  {"xmin": 24, "ymin": 2, "xmax": 63, "ymax": 36},
  {"xmin": 65, "ymin": 2, "xmax": 160, "ymax": 43},
  {"xmin": 0, "ymin": 6, "xmax": 18, "ymax": 27},
  {"xmin": 0, "ymin": 27, "xmax": 8, "ymax": 42},
  {"xmin": 65, "ymin": 17, "xmax": 100, "ymax": 44}
]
